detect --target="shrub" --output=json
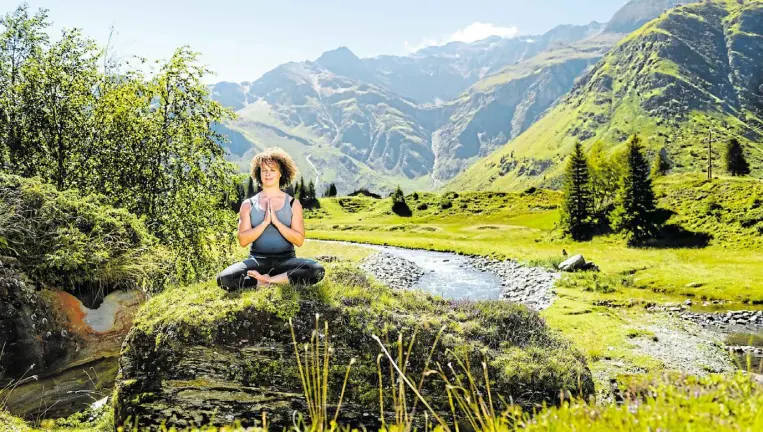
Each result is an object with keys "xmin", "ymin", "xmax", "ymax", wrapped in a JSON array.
[{"xmin": 0, "ymin": 174, "xmax": 170, "ymax": 295}]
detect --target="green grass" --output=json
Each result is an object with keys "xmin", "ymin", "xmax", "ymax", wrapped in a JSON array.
[
  {"xmin": 302, "ymin": 174, "xmax": 763, "ymax": 387},
  {"xmin": 307, "ymin": 175, "xmax": 763, "ymax": 304}
]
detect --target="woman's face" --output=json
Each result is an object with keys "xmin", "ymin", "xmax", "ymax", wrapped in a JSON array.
[{"xmin": 260, "ymin": 161, "xmax": 281, "ymax": 187}]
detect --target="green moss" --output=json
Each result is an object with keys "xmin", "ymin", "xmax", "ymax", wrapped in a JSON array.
[{"xmin": 117, "ymin": 260, "xmax": 593, "ymax": 428}]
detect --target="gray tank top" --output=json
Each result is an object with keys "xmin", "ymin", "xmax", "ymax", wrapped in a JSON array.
[{"xmin": 248, "ymin": 193, "xmax": 295, "ymax": 258}]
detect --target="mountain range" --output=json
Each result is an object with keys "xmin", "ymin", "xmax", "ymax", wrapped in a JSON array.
[
  {"xmin": 209, "ymin": 0, "xmax": 757, "ymax": 194},
  {"xmin": 448, "ymin": 0, "xmax": 763, "ymax": 191}
]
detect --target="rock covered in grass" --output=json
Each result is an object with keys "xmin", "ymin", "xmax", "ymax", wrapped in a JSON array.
[
  {"xmin": 359, "ymin": 252, "xmax": 425, "ymax": 290},
  {"xmin": 114, "ymin": 264, "xmax": 594, "ymax": 430}
]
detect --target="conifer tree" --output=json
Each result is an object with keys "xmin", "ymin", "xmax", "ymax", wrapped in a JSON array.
[
  {"xmin": 307, "ymin": 180, "xmax": 316, "ymax": 202},
  {"xmin": 725, "ymin": 138, "xmax": 750, "ymax": 176},
  {"xmin": 391, "ymin": 185, "xmax": 411, "ymax": 216},
  {"xmin": 651, "ymin": 148, "xmax": 670, "ymax": 177},
  {"xmin": 561, "ymin": 141, "xmax": 593, "ymax": 240},
  {"xmin": 611, "ymin": 134, "xmax": 660, "ymax": 245}
]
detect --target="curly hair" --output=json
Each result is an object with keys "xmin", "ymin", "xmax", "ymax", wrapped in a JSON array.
[{"xmin": 250, "ymin": 147, "xmax": 299, "ymax": 188}]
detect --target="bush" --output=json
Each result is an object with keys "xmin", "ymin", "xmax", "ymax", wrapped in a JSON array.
[{"xmin": 0, "ymin": 174, "xmax": 170, "ymax": 295}]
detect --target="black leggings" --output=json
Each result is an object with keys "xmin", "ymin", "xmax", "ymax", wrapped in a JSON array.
[{"xmin": 216, "ymin": 256, "xmax": 325, "ymax": 291}]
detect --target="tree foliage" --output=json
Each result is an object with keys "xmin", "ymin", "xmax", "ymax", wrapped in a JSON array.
[
  {"xmin": 588, "ymin": 140, "xmax": 624, "ymax": 222},
  {"xmin": 0, "ymin": 6, "xmax": 239, "ymax": 284},
  {"xmin": 725, "ymin": 138, "xmax": 750, "ymax": 176},
  {"xmin": 611, "ymin": 135, "xmax": 660, "ymax": 245},
  {"xmin": 561, "ymin": 142, "xmax": 593, "ymax": 240}
]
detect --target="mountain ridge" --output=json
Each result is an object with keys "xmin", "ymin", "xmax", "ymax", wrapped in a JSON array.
[{"xmin": 447, "ymin": 0, "xmax": 763, "ymax": 192}]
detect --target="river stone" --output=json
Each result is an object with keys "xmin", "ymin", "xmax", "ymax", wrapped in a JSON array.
[{"xmin": 558, "ymin": 255, "xmax": 586, "ymax": 272}]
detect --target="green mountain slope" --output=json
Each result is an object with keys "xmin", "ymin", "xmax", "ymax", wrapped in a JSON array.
[
  {"xmin": 431, "ymin": 34, "xmax": 621, "ymax": 181},
  {"xmin": 211, "ymin": 24, "xmax": 607, "ymax": 194},
  {"xmin": 606, "ymin": 0, "xmax": 696, "ymax": 33},
  {"xmin": 448, "ymin": 0, "xmax": 763, "ymax": 191}
]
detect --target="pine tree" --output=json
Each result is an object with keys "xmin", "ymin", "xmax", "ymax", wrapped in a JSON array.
[
  {"xmin": 307, "ymin": 180, "xmax": 316, "ymax": 202},
  {"xmin": 391, "ymin": 185, "xmax": 411, "ymax": 216},
  {"xmin": 561, "ymin": 141, "xmax": 593, "ymax": 240},
  {"xmin": 611, "ymin": 134, "xmax": 660, "ymax": 245},
  {"xmin": 725, "ymin": 138, "xmax": 750, "ymax": 176},
  {"xmin": 650, "ymin": 149, "xmax": 670, "ymax": 177},
  {"xmin": 294, "ymin": 177, "xmax": 304, "ymax": 201},
  {"xmin": 246, "ymin": 176, "xmax": 256, "ymax": 197},
  {"xmin": 329, "ymin": 183, "xmax": 337, "ymax": 197}
]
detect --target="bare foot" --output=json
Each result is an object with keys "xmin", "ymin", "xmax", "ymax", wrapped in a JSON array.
[{"xmin": 247, "ymin": 270, "xmax": 271, "ymax": 288}]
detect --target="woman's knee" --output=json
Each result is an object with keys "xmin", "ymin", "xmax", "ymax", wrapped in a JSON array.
[
  {"xmin": 310, "ymin": 262, "xmax": 325, "ymax": 283},
  {"xmin": 291, "ymin": 260, "xmax": 325, "ymax": 285}
]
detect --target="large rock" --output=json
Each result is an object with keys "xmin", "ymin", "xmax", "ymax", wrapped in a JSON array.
[
  {"xmin": 559, "ymin": 254, "xmax": 587, "ymax": 272},
  {"xmin": 114, "ymin": 265, "xmax": 594, "ymax": 430}
]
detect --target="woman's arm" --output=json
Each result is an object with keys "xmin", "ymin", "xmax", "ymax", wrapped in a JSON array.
[
  {"xmin": 237, "ymin": 200, "xmax": 271, "ymax": 247},
  {"xmin": 271, "ymin": 199, "xmax": 306, "ymax": 247}
]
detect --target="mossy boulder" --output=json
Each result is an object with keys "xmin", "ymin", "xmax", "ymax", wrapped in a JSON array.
[{"xmin": 114, "ymin": 264, "xmax": 593, "ymax": 430}]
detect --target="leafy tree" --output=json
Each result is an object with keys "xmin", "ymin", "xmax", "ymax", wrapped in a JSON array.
[
  {"xmin": 725, "ymin": 138, "xmax": 750, "ymax": 176},
  {"xmin": 21, "ymin": 28, "xmax": 100, "ymax": 189},
  {"xmin": 611, "ymin": 134, "xmax": 660, "ymax": 245},
  {"xmin": 0, "ymin": 8, "xmax": 239, "ymax": 284},
  {"xmin": 561, "ymin": 141, "xmax": 593, "ymax": 240},
  {"xmin": 0, "ymin": 4, "xmax": 49, "ymax": 169}
]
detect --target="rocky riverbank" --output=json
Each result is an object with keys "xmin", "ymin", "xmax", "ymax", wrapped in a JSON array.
[
  {"xmin": 356, "ymin": 248, "xmax": 558, "ymax": 310},
  {"xmin": 359, "ymin": 252, "xmax": 426, "ymax": 290},
  {"xmin": 678, "ymin": 310, "xmax": 763, "ymax": 330},
  {"xmin": 470, "ymin": 257, "xmax": 559, "ymax": 310}
]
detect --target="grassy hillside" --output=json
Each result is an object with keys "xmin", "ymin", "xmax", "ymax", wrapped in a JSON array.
[
  {"xmin": 448, "ymin": 0, "xmax": 763, "ymax": 192},
  {"xmin": 304, "ymin": 173, "xmax": 763, "ymax": 397},
  {"xmin": 307, "ymin": 174, "xmax": 763, "ymax": 302}
]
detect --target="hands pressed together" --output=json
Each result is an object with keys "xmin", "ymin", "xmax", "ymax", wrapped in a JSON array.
[
  {"xmin": 247, "ymin": 199, "xmax": 282, "ymax": 285},
  {"xmin": 260, "ymin": 200, "xmax": 282, "ymax": 228}
]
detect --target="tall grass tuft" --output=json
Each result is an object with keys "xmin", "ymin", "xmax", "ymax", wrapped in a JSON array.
[{"xmin": 289, "ymin": 314, "xmax": 355, "ymax": 432}]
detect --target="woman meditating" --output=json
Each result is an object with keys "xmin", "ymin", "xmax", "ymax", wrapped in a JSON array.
[{"xmin": 216, "ymin": 148, "xmax": 325, "ymax": 290}]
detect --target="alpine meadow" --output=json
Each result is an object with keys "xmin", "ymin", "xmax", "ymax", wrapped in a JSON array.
[{"xmin": 2, "ymin": 1, "xmax": 763, "ymax": 431}]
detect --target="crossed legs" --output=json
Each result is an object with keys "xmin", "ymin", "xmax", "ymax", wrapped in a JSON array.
[{"xmin": 216, "ymin": 256, "xmax": 325, "ymax": 291}]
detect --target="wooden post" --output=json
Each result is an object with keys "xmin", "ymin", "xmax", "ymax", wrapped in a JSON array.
[{"xmin": 706, "ymin": 129, "xmax": 713, "ymax": 180}]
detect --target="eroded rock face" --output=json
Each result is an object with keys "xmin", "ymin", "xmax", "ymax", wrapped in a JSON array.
[
  {"xmin": 0, "ymin": 264, "xmax": 143, "ymax": 418},
  {"xmin": 114, "ymin": 275, "xmax": 594, "ymax": 430}
]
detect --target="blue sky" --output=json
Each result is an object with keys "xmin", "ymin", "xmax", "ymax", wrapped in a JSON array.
[{"xmin": 2, "ymin": 0, "xmax": 628, "ymax": 83}]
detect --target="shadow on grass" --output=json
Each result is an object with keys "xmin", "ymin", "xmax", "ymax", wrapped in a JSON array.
[{"xmin": 641, "ymin": 224, "xmax": 713, "ymax": 249}]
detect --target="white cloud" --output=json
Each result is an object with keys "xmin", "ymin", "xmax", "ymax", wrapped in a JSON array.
[
  {"xmin": 449, "ymin": 22, "xmax": 519, "ymax": 44},
  {"xmin": 404, "ymin": 22, "xmax": 519, "ymax": 54}
]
